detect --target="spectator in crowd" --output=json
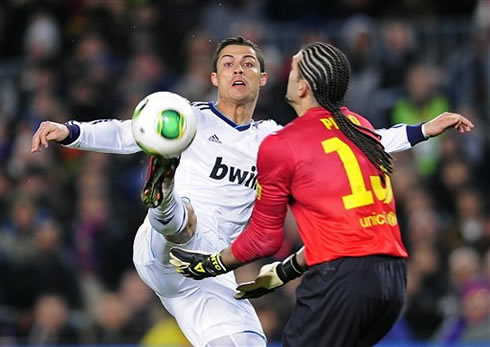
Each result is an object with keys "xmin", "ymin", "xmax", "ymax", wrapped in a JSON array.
[
  {"xmin": 378, "ymin": 18, "xmax": 417, "ymax": 89},
  {"xmin": 89, "ymin": 292, "xmax": 131, "ymax": 344},
  {"xmin": 119, "ymin": 270, "xmax": 155, "ymax": 341},
  {"xmin": 27, "ymin": 294, "xmax": 79, "ymax": 345},
  {"xmin": 436, "ymin": 280, "xmax": 490, "ymax": 342},
  {"xmin": 439, "ymin": 247, "xmax": 482, "ymax": 320},
  {"xmin": 392, "ymin": 63, "xmax": 451, "ymax": 175},
  {"xmin": 341, "ymin": 16, "xmax": 380, "ymax": 123}
]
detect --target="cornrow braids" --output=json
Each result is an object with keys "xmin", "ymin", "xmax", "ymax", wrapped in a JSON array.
[{"xmin": 298, "ymin": 42, "xmax": 393, "ymax": 177}]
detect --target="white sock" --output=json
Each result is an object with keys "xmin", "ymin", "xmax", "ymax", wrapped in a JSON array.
[{"xmin": 148, "ymin": 190, "xmax": 188, "ymax": 236}]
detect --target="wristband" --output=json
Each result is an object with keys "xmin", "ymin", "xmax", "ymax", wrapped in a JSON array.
[
  {"xmin": 59, "ymin": 122, "xmax": 80, "ymax": 145},
  {"xmin": 406, "ymin": 122, "xmax": 428, "ymax": 146},
  {"xmin": 276, "ymin": 252, "xmax": 307, "ymax": 282}
]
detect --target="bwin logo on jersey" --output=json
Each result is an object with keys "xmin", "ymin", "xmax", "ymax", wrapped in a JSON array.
[{"xmin": 210, "ymin": 157, "xmax": 258, "ymax": 188}]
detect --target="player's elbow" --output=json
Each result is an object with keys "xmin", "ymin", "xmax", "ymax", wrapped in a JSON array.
[{"xmin": 258, "ymin": 229, "xmax": 284, "ymax": 257}]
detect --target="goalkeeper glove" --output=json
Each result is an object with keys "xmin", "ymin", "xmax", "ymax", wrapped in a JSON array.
[
  {"xmin": 235, "ymin": 252, "xmax": 307, "ymax": 300},
  {"xmin": 169, "ymin": 247, "xmax": 228, "ymax": 280}
]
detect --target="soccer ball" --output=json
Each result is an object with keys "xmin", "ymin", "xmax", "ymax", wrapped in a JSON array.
[{"xmin": 131, "ymin": 92, "xmax": 197, "ymax": 158}]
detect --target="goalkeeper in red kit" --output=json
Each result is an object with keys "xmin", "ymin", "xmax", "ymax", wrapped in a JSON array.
[{"xmin": 168, "ymin": 42, "xmax": 473, "ymax": 346}]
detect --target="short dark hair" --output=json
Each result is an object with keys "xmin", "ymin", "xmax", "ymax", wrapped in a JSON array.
[{"xmin": 212, "ymin": 36, "xmax": 265, "ymax": 73}]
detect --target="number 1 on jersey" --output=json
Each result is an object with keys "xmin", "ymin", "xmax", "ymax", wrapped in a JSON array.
[{"xmin": 322, "ymin": 137, "xmax": 374, "ymax": 209}]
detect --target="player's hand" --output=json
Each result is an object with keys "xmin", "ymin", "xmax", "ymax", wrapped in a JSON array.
[
  {"xmin": 235, "ymin": 252, "xmax": 307, "ymax": 300},
  {"xmin": 31, "ymin": 121, "xmax": 70, "ymax": 152},
  {"xmin": 169, "ymin": 247, "xmax": 228, "ymax": 280},
  {"xmin": 423, "ymin": 112, "xmax": 474, "ymax": 137},
  {"xmin": 235, "ymin": 262, "xmax": 284, "ymax": 299}
]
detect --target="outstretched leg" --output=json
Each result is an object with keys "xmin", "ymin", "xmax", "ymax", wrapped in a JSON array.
[{"xmin": 142, "ymin": 155, "xmax": 196, "ymax": 244}]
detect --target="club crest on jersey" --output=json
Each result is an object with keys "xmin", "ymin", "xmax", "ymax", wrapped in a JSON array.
[{"xmin": 209, "ymin": 157, "xmax": 258, "ymax": 189}]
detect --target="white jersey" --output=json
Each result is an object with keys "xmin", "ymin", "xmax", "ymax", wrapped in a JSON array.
[
  {"xmin": 175, "ymin": 102, "xmax": 281, "ymax": 244},
  {"xmin": 64, "ymin": 101, "xmax": 417, "ymax": 243}
]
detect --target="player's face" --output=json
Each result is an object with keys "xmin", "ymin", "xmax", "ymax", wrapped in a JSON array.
[
  {"xmin": 211, "ymin": 45, "xmax": 267, "ymax": 104},
  {"xmin": 285, "ymin": 51, "xmax": 303, "ymax": 106}
]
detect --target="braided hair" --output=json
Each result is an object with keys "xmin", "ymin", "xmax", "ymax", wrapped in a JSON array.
[{"xmin": 298, "ymin": 42, "xmax": 393, "ymax": 177}]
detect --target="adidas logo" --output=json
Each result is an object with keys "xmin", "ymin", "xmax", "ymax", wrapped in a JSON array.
[{"xmin": 208, "ymin": 134, "xmax": 222, "ymax": 144}]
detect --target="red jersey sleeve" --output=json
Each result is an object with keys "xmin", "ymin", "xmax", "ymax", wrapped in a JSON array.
[{"xmin": 231, "ymin": 133, "xmax": 293, "ymax": 263}]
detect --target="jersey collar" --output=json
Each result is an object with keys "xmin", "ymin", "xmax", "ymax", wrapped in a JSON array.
[{"xmin": 210, "ymin": 102, "xmax": 252, "ymax": 131}]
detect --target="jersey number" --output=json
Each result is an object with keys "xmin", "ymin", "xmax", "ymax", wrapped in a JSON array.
[{"xmin": 322, "ymin": 137, "xmax": 393, "ymax": 210}]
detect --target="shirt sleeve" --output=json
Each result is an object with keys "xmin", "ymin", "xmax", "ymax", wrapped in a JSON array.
[
  {"xmin": 62, "ymin": 119, "xmax": 142, "ymax": 154},
  {"xmin": 231, "ymin": 134, "xmax": 293, "ymax": 263},
  {"xmin": 376, "ymin": 123, "xmax": 427, "ymax": 153}
]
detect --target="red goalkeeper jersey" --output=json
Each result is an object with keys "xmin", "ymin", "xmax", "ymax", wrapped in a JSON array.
[{"xmin": 232, "ymin": 107, "xmax": 408, "ymax": 266}]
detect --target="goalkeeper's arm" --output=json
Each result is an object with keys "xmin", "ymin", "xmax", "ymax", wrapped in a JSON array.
[{"xmin": 235, "ymin": 247, "xmax": 308, "ymax": 300}]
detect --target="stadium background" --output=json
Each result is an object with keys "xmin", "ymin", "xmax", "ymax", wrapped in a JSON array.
[{"xmin": 0, "ymin": 0, "xmax": 489, "ymax": 345}]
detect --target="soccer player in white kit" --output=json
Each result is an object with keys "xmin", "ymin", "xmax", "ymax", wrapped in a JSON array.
[{"xmin": 31, "ymin": 37, "xmax": 473, "ymax": 346}]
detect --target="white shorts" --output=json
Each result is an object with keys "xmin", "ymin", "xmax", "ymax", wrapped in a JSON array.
[{"xmin": 133, "ymin": 217, "xmax": 265, "ymax": 346}]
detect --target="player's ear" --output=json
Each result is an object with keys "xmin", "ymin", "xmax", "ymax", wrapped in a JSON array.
[
  {"xmin": 299, "ymin": 80, "xmax": 309, "ymax": 97},
  {"xmin": 260, "ymin": 72, "xmax": 268, "ymax": 87},
  {"xmin": 210, "ymin": 72, "xmax": 218, "ymax": 87}
]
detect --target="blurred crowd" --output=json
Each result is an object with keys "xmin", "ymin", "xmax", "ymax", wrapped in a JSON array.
[{"xmin": 0, "ymin": 0, "xmax": 489, "ymax": 345}]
